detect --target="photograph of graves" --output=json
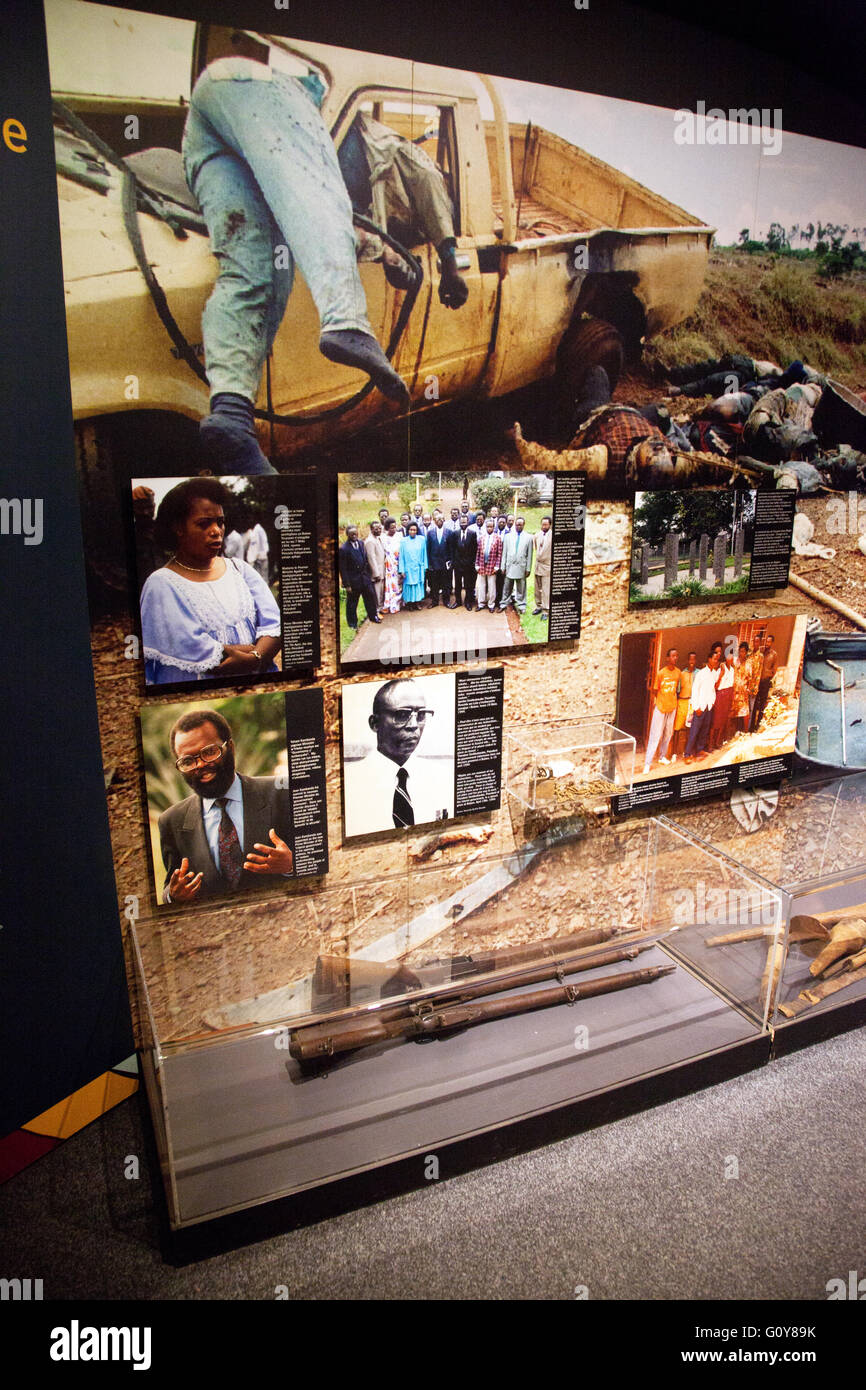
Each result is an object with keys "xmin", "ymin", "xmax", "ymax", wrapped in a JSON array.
[
  {"xmin": 617, "ymin": 614, "xmax": 808, "ymax": 783},
  {"xmin": 629, "ymin": 489, "xmax": 754, "ymax": 607}
]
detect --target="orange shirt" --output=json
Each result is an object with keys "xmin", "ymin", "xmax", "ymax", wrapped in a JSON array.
[{"xmin": 653, "ymin": 665, "xmax": 681, "ymax": 715}]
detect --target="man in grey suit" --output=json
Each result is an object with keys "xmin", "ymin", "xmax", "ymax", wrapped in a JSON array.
[
  {"xmin": 364, "ymin": 519, "xmax": 386, "ymax": 611},
  {"xmin": 158, "ymin": 709, "xmax": 293, "ymax": 904},
  {"xmin": 499, "ymin": 516, "xmax": 533, "ymax": 614}
]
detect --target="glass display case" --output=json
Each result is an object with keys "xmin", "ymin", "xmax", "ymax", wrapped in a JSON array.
[
  {"xmin": 130, "ymin": 810, "xmax": 781, "ymax": 1231},
  {"xmin": 666, "ymin": 770, "xmax": 866, "ymax": 1050},
  {"xmin": 504, "ymin": 718, "xmax": 635, "ymax": 819}
]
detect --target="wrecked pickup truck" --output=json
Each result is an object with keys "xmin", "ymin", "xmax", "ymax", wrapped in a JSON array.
[{"xmin": 52, "ymin": 20, "xmax": 713, "ymax": 508}]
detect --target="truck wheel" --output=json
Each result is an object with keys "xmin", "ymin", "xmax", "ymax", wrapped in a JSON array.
[
  {"xmin": 556, "ymin": 316, "xmax": 625, "ymax": 397},
  {"xmin": 555, "ymin": 317, "xmax": 625, "ymax": 441}
]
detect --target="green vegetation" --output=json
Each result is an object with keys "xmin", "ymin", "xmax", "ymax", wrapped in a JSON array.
[
  {"xmin": 337, "ymin": 501, "xmax": 549, "ymax": 534},
  {"xmin": 396, "ymin": 482, "xmax": 417, "ymax": 513},
  {"xmin": 711, "ymin": 576, "xmax": 750, "ymax": 597},
  {"xmin": 338, "ymin": 501, "xmax": 393, "ymax": 533},
  {"xmin": 738, "ymin": 224, "xmax": 866, "ymax": 277},
  {"xmin": 633, "ymin": 490, "xmax": 753, "ymax": 550},
  {"xmin": 640, "ymin": 556, "xmax": 740, "ymax": 581},
  {"xmin": 667, "ymin": 578, "xmax": 710, "ymax": 599},
  {"xmin": 337, "ymin": 587, "xmax": 360, "ymax": 655},
  {"xmin": 471, "ymin": 478, "xmax": 519, "ymax": 514},
  {"xmin": 519, "ymin": 605, "xmax": 549, "ymax": 643},
  {"xmin": 141, "ymin": 694, "xmax": 287, "ymax": 814},
  {"xmin": 645, "ymin": 247, "xmax": 866, "ymax": 385},
  {"xmin": 630, "ymin": 574, "xmax": 749, "ymax": 604}
]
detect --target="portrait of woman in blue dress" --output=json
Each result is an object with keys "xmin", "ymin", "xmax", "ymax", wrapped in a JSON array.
[
  {"xmin": 140, "ymin": 478, "xmax": 281, "ymax": 686},
  {"xmin": 398, "ymin": 520, "xmax": 427, "ymax": 610}
]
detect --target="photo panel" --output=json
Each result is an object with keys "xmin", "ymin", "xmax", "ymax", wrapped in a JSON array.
[
  {"xmin": 132, "ymin": 473, "xmax": 320, "ymax": 690},
  {"xmin": 629, "ymin": 488, "xmax": 796, "ymax": 609},
  {"xmin": 336, "ymin": 469, "xmax": 583, "ymax": 671},
  {"xmin": 139, "ymin": 687, "xmax": 328, "ymax": 907},
  {"xmin": 46, "ymin": 0, "xmax": 866, "ymax": 533},
  {"xmin": 613, "ymin": 614, "xmax": 808, "ymax": 813},
  {"xmin": 341, "ymin": 668, "xmax": 504, "ymax": 842}
]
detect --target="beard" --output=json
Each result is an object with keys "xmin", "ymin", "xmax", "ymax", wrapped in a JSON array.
[{"xmin": 182, "ymin": 746, "xmax": 237, "ymax": 800}]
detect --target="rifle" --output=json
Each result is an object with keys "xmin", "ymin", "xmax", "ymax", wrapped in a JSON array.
[
  {"xmin": 312, "ymin": 923, "xmax": 625, "ymax": 1007},
  {"xmin": 290, "ymin": 945, "xmax": 673, "ymax": 1062},
  {"xmin": 204, "ymin": 815, "xmax": 590, "ymax": 1032}
]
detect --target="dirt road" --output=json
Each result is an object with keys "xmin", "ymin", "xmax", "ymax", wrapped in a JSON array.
[{"xmin": 342, "ymin": 601, "xmax": 516, "ymax": 664}]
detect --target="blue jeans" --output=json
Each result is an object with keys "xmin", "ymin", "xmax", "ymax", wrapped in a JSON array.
[
  {"xmin": 182, "ymin": 58, "xmax": 372, "ymax": 402},
  {"xmin": 684, "ymin": 706, "xmax": 714, "ymax": 758}
]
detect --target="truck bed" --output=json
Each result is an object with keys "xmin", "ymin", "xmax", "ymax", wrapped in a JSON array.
[
  {"xmin": 487, "ymin": 121, "xmax": 707, "ymax": 240},
  {"xmin": 491, "ymin": 193, "xmax": 592, "ymax": 238}
]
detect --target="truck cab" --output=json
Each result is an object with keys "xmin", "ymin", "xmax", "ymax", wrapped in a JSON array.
[{"xmin": 49, "ymin": 12, "xmax": 713, "ymax": 520}]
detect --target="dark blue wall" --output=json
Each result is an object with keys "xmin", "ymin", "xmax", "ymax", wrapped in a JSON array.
[{"xmin": 0, "ymin": 0, "xmax": 132, "ymax": 1135}]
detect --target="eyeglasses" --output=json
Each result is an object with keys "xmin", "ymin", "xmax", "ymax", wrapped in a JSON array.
[
  {"xmin": 382, "ymin": 708, "xmax": 433, "ymax": 728},
  {"xmin": 176, "ymin": 740, "xmax": 228, "ymax": 773}
]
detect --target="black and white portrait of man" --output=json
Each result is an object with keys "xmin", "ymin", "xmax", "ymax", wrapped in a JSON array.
[{"xmin": 341, "ymin": 675, "xmax": 456, "ymax": 838}]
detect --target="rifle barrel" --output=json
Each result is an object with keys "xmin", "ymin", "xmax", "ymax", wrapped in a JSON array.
[
  {"xmin": 424, "ymin": 925, "xmax": 622, "ymax": 976},
  {"xmin": 420, "ymin": 964, "xmax": 676, "ymax": 1035},
  {"xmin": 312, "ymin": 926, "xmax": 629, "ymax": 1008}
]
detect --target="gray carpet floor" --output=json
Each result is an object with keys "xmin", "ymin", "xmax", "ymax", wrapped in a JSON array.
[{"xmin": 2, "ymin": 1027, "xmax": 863, "ymax": 1300}]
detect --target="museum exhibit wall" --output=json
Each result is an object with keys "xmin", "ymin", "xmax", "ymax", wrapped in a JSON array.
[{"xmin": 1, "ymin": 0, "xmax": 864, "ymax": 1187}]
